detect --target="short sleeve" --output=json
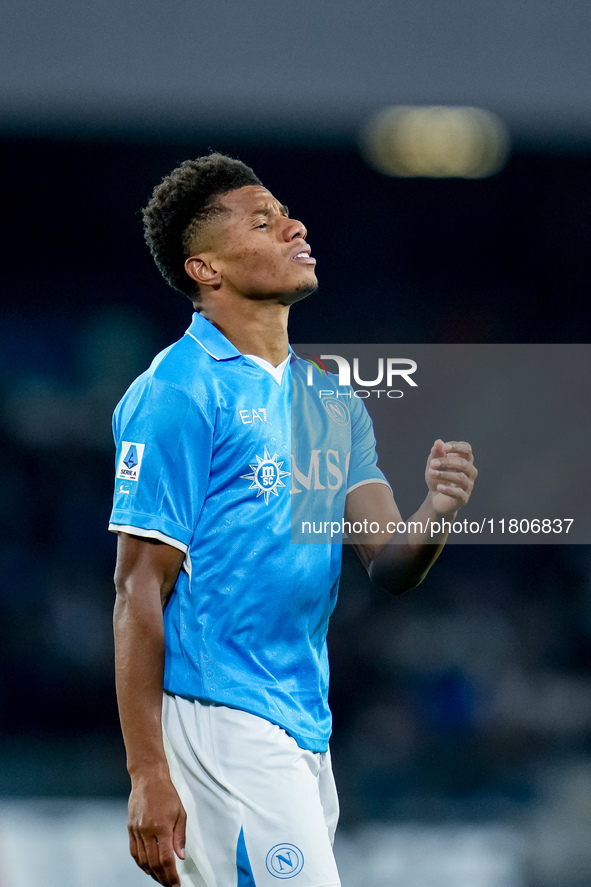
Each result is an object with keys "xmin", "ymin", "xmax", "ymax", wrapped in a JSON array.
[
  {"xmin": 108, "ymin": 377, "xmax": 214, "ymax": 551},
  {"xmin": 346, "ymin": 396, "xmax": 391, "ymax": 493}
]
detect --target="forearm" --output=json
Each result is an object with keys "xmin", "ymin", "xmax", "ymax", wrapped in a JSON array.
[
  {"xmin": 113, "ymin": 586, "xmax": 170, "ymax": 779},
  {"xmin": 368, "ymin": 492, "xmax": 456, "ymax": 594}
]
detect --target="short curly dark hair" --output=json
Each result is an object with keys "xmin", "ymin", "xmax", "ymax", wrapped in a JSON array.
[{"xmin": 142, "ymin": 153, "xmax": 262, "ymax": 299}]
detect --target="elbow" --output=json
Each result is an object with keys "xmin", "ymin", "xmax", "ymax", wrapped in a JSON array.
[
  {"xmin": 367, "ymin": 550, "xmax": 428, "ymax": 596},
  {"xmin": 113, "ymin": 575, "xmax": 132, "ymax": 626},
  {"xmin": 113, "ymin": 569, "xmax": 145, "ymax": 611},
  {"xmin": 114, "ymin": 568, "xmax": 131, "ymax": 601},
  {"xmin": 369, "ymin": 570, "xmax": 424, "ymax": 597}
]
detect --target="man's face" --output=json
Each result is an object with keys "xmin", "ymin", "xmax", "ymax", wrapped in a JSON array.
[{"xmin": 201, "ymin": 186, "xmax": 318, "ymax": 304}]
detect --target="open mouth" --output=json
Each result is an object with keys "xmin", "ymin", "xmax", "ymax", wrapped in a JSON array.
[{"xmin": 291, "ymin": 250, "xmax": 316, "ymax": 264}]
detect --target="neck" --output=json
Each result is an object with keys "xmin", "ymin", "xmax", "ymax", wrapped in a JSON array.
[{"xmin": 199, "ymin": 293, "xmax": 290, "ymax": 366}]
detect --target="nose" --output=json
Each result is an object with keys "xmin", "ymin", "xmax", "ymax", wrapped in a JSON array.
[{"xmin": 283, "ymin": 217, "xmax": 307, "ymax": 242}]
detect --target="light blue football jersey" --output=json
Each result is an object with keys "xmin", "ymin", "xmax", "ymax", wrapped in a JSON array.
[{"xmin": 109, "ymin": 312, "xmax": 389, "ymax": 752}]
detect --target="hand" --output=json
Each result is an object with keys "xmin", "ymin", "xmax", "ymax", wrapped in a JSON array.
[
  {"xmin": 425, "ymin": 439, "xmax": 477, "ymax": 515},
  {"xmin": 128, "ymin": 773, "xmax": 187, "ymax": 886}
]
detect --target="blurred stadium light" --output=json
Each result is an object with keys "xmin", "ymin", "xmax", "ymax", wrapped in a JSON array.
[{"xmin": 360, "ymin": 106, "xmax": 510, "ymax": 178}]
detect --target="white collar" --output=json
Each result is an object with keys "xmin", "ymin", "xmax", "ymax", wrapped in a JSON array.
[{"xmin": 243, "ymin": 353, "xmax": 290, "ymax": 384}]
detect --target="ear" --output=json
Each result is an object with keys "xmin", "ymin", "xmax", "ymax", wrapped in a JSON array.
[{"xmin": 184, "ymin": 255, "xmax": 222, "ymax": 288}]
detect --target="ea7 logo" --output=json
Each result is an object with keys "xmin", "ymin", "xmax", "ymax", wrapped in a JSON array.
[{"xmin": 306, "ymin": 355, "xmax": 417, "ymax": 388}]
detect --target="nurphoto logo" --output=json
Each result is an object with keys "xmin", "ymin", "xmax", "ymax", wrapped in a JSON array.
[{"xmin": 303, "ymin": 353, "xmax": 417, "ymax": 399}]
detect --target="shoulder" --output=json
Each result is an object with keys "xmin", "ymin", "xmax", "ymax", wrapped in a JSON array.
[{"xmin": 114, "ymin": 333, "xmax": 216, "ymax": 426}]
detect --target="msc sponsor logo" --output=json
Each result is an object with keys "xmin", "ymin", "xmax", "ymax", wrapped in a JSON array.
[
  {"xmin": 265, "ymin": 843, "xmax": 304, "ymax": 879},
  {"xmin": 241, "ymin": 446, "xmax": 290, "ymax": 505},
  {"xmin": 242, "ymin": 448, "xmax": 351, "ymax": 499},
  {"xmin": 291, "ymin": 449, "xmax": 349, "ymax": 495}
]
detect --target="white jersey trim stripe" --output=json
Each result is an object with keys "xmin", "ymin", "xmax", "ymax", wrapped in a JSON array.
[
  {"xmin": 108, "ymin": 523, "xmax": 189, "ymax": 554},
  {"xmin": 186, "ymin": 331, "xmax": 221, "ymax": 361},
  {"xmin": 346, "ymin": 477, "xmax": 392, "ymax": 494}
]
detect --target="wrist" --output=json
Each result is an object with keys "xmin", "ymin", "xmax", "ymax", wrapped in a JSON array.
[
  {"xmin": 426, "ymin": 490, "xmax": 458, "ymax": 520},
  {"xmin": 128, "ymin": 758, "xmax": 171, "ymax": 782}
]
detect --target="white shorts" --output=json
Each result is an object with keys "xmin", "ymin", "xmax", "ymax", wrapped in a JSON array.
[{"xmin": 162, "ymin": 694, "xmax": 341, "ymax": 887}]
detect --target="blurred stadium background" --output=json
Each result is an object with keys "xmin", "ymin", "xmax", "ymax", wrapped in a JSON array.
[{"xmin": 2, "ymin": 2, "xmax": 591, "ymax": 885}]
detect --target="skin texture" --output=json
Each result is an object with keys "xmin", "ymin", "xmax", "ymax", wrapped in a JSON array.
[
  {"xmin": 113, "ymin": 184, "xmax": 477, "ymax": 886},
  {"xmin": 114, "ymin": 536, "xmax": 186, "ymax": 886},
  {"xmin": 184, "ymin": 185, "xmax": 318, "ymax": 366},
  {"xmin": 347, "ymin": 439, "xmax": 477, "ymax": 592}
]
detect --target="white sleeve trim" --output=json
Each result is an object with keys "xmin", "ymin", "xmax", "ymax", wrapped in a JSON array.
[
  {"xmin": 346, "ymin": 477, "xmax": 392, "ymax": 494},
  {"xmin": 108, "ymin": 524, "xmax": 189, "ymax": 555}
]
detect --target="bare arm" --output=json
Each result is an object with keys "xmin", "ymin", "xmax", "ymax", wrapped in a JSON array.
[
  {"xmin": 347, "ymin": 440, "xmax": 477, "ymax": 594},
  {"xmin": 113, "ymin": 532, "xmax": 186, "ymax": 887}
]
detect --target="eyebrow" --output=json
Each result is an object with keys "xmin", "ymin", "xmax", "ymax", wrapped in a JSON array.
[{"xmin": 249, "ymin": 204, "xmax": 290, "ymax": 218}]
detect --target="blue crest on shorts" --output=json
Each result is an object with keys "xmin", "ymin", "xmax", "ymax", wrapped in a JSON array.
[{"xmin": 265, "ymin": 843, "xmax": 305, "ymax": 879}]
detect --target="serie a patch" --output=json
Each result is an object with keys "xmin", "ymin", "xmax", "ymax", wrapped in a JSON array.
[{"xmin": 116, "ymin": 441, "xmax": 145, "ymax": 483}]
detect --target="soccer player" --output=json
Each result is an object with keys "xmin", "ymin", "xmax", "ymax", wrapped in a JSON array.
[{"xmin": 110, "ymin": 153, "xmax": 477, "ymax": 887}]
